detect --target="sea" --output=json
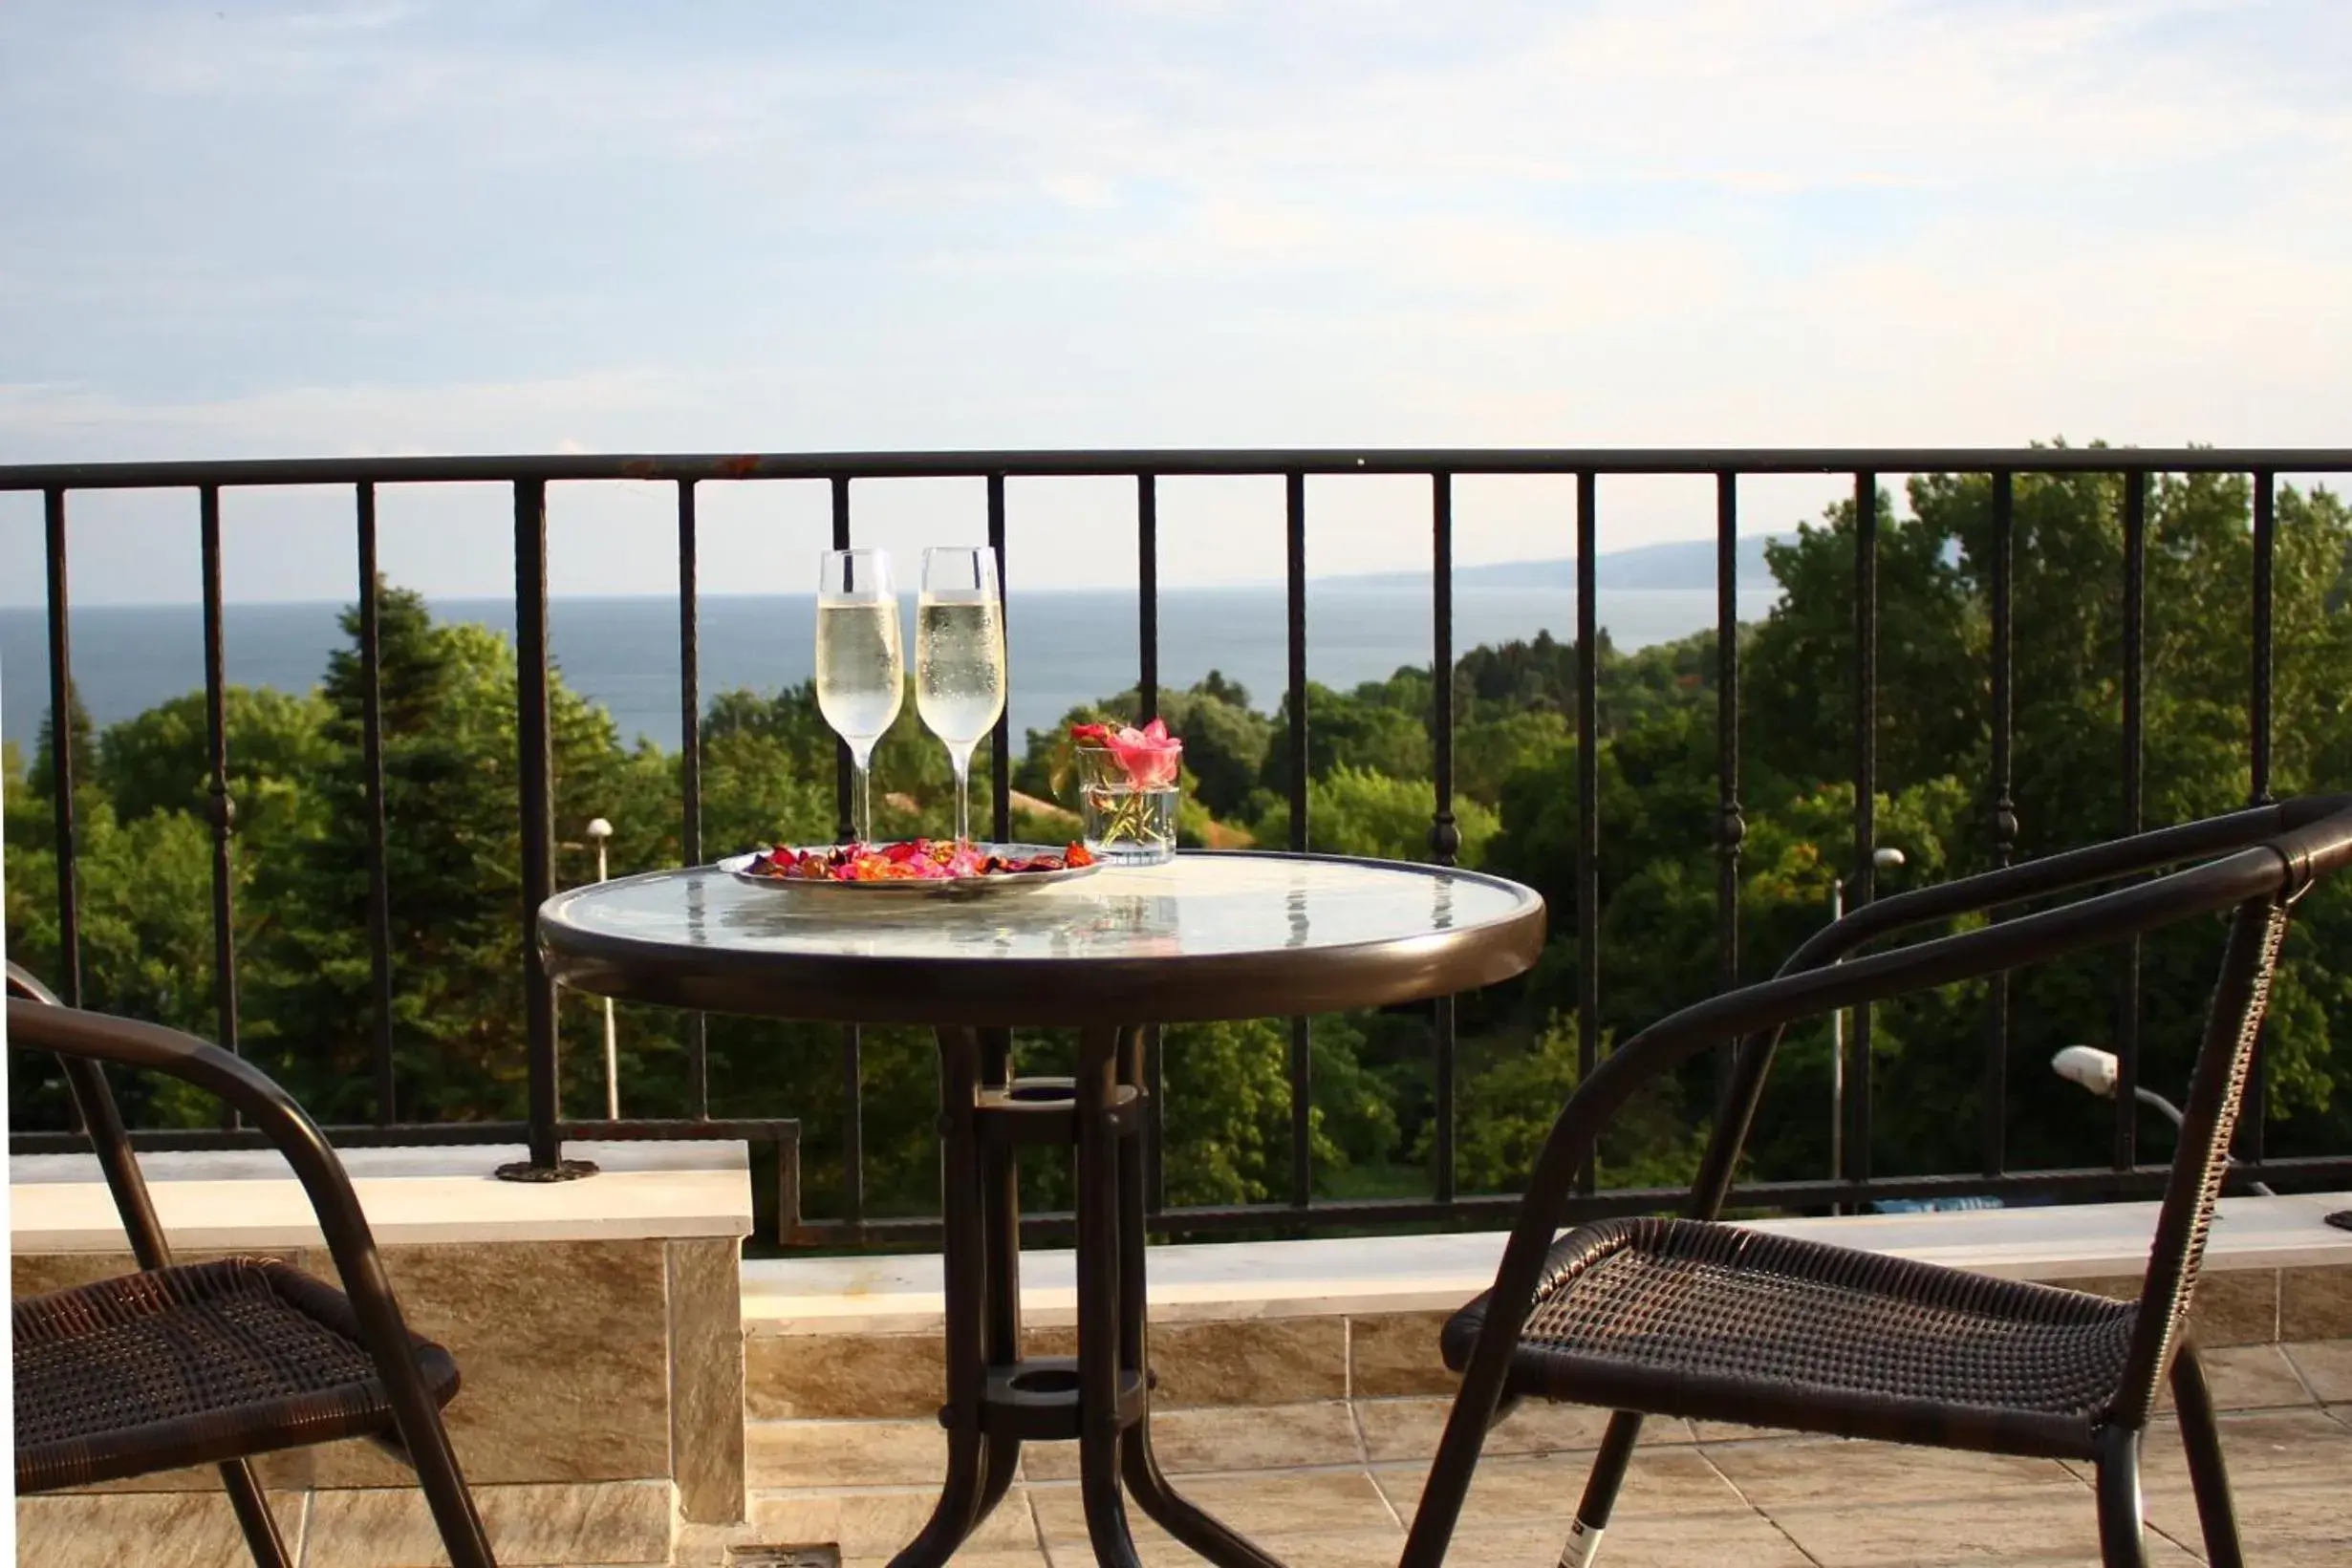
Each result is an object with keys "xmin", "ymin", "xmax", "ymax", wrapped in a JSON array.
[{"xmin": 0, "ymin": 585, "xmax": 1779, "ymax": 758}]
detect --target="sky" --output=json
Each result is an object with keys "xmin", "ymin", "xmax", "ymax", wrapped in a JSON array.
[{"xmin": 1, "ymin": 0, "xmax": 2347, "ymax": 605}]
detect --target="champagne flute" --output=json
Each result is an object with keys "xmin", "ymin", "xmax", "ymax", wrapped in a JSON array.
[
  {"xmin": 814, "ymin": 548, "xmax": 903, "ymax": 845},
  {"xmin": 915, "ymin": 546, "xmax": 1006, "ymax": 848}
]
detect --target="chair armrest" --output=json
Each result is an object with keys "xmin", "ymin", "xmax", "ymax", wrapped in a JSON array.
[
  {"xmin": 5, "ymin": 999, "xmax": 439, "ymax": 1426},
  {"xmin": 7, "ymin": 997, "xmax": 487, "ymax": 1551},
  {"xmin": 9, "ymin": 964, "xmax": 175, "ymax": 1271},
  {"xmin": 6, "ymin": 961, "xmax": 61, "ymax": 1005}
]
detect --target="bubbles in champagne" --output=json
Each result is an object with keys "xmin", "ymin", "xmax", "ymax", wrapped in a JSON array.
[
  {"xmin": 916, "ymin": 593, "xmax": 1006, "ymax": 747},
  {"xmin": 816, "ymin": 599, "xmax": 904, "ymax": 744}
]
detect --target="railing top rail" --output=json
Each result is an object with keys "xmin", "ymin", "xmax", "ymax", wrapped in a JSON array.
[{"xmin": 5, "ymin": 447, "xmax": 2351, "ymax": 491}]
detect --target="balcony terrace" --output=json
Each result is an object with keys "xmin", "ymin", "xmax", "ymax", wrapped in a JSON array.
[{"xmin": 10, "ymin": 446, "xmax": 2352, "ymax": 1565}]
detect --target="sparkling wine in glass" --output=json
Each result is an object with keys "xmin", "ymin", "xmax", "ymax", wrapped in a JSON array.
[
  {"xmin": 915, "ymin": 546, "xmax": 1005, "ymax": 847},
  {"xmin": 815, "ymin": 548, "xmax": 903, "ymax": 845}
]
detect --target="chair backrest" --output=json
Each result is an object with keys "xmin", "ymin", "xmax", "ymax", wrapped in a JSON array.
[
  {"xmin": 6, "ymin": 960, "xmax": 61, "ymax": 1005},
  {"xmin": 5, "ymin": 962, "xmax": 175, "ymax": 1272},
  {"xmin": 2111, "ymin": 893, "xmax": 2292, "ymax": 1425}
]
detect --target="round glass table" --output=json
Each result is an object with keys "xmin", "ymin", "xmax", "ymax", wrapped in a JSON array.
[{"xmin": 539, "ymin": 849, "xmax": 1545, "ymax": 1568}]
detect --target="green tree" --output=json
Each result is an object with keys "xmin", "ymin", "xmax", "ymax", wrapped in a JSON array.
[
  {"xmin": 252, "ymin": 585, "xmax": 639, "ymax": 1124},
  {"xmin": 1259, "ymin": 680, "xmax": 1433, "ymax": 790},
  {"xmin": 1253, "ymin": 765, "xmax": 1499, "ymax": 865}
]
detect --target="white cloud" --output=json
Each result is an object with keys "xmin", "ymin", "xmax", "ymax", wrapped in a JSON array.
[{"xmin": 1, "ymin": 0, "xmax": 2346, "ymax": 605}]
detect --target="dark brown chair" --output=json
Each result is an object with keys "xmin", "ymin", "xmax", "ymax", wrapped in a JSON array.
[
  {"xmin": 7, "ymin": 964, "xmax": 496, "ymax": 1568},
  {"xmin": 1402, "ymin": 795, "xmax": 2352, "ymax": 1568}
]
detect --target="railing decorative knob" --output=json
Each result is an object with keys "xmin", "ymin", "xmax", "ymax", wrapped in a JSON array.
[{"xmin": 1429, "ymin": 812, "xmax": 1461, "ymax": 863}]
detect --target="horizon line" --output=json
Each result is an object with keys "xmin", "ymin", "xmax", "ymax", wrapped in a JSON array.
[{"xmin": 0, "ymin": 536, "xmax": 1791, "ymax": 613}]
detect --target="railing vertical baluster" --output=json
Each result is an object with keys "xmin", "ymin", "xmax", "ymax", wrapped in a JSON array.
[
  {"xmin": 988, "ymin": 474, "xmax": 1010, "ymax": 843},
  {"xmin": 831, "ymin": 476, "xmax": 855, "ymax": 844},
  {"xmin": 43, "ymin": 486, "xmax": 82, "ymax": 1007},
  {"xmin": 2115, "ymin": 468, "xmax": 2147, "ymax": 1172},
  {"xmin": 1575, "ymin": 472, "xmax": 1599, "ymax": 1196},
  {"xmin": 2251, "ymin": 471, "xmax": 2275, "ymax": 808},
  {"xmin": 1430, "ymin": 473, "xmax": 1458, "ymax": 1207},
  {"xmin": 1137, "ymin": 474, "xmax": 1164, "ymax": 1215},
  {"xmin": 1714, "ymin": 474, "xmax": 1743, "ymax": 1106},
  {"xmin": 1845, "ymin": 471, "xmax": 1878, "ymax": 1192},
  {"xmin": 199, "ymin": 486, "xmax": 240, "ymax": 1135},
  {"xmin": 830, "ymin": 473, "xmax": 865, "ymax": 1232},
  {"xmin": 358, "ymin": 483, "xmax": 396, "ymax": 1126},
  {"xmin": 1137, "ymin": 476, "xmax": 1159, "ymax": 723},
  {"xmin": 1982, "ymin": 470, "xmax": 2016, "ymax": 1177},
  {"xmin": 2244, "ymin": 470, "xmax": 2276, "ymax": 1165},
  {"xmin": 1285, "ymin": 471, "xmax": 1311, "ymax": 1211},
  {"xmin": 510, "ymin": 479, "xmax": 565, "ymax": 1175},
  {"xmin": 678, "ymin": 479, "xmax": 709, "ymax": 1119}
]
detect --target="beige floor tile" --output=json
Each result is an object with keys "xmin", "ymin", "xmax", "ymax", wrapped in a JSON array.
[
  {"xmin": 1704, "ymin": 1435, "xmax": 2082, "ymax": 1512},
  {"xmin": 1687, "ymin": 1417, "xmax": 1797, "ymax": 1444},
  {"xmin": 2141, "ymin": 1479, "xmax": 2352, "ymax": 1561},
  {"xmin": 1351, "ymin": 1396, "xmax": 1695, "ymax": 1464},
  {"xmin": 744, "ymin": 1487, "xmax": 1041, "ymax": 1561},
  {"xmin": 843, "ymin": 1555, "xmax": 1049, "ymax": 1568},
  {"xmin": 2148, "ymin": 1406, "xmax": 2352, "ymax": 1484},
  {"xmin": 1444, "ymin": 1512, "xmax": 1817, "ymax": 1568},
  {"xmin": 2282, "ymin": 1339, "xmax": 2352, "ymax": 1403},
  {"xmin": 15, "ymin": 1489, "xmax": 308, "ymax": 1568},
  {"xmin": 305, "ymin": 1480, "xmax": 670, "ymax": 1568},
  {"xmin": 1030, "ymin": 1469, "xmax": 1395, "ymax": 1546},
  {"xmin": 1768, "ymin": 1491, "xmax": 2137, "ymax": 1567},
  {"xmin": 1370, "ymin": 1446, "xmax": 1750, "ymax": 1531},
  {"xmin": 1022, "ymin": 1401, "xmax": 1362, "ymax": 1482},
  {"xmin": 2136, "ymin": 1406, "xmax": 2352, "ymax": 1558},
  {"xmin": 2155, "ymin": 1342, "xmax": 2318, "ymax": 1411},
  {"xmin": 748, "ymin": 1418, "xmax": 951, "ymax": 1489},
  {"xmin": 1044, "ymin": 1526, "xmax": 1406, "ymax": 1568}
]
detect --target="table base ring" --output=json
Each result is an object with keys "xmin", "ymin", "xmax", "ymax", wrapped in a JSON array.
[
  {"xmin": 975, "ymin": 1077, "xmax": 1143, "ymax": 1145},
  {"xmin": 963, "ymin": 1357, "xmax": 1150, "ymax": 1442}
]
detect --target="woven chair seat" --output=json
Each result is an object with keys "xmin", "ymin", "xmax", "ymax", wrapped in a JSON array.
[
  {"xmin": 14, "ymin": 1257, "xmax": 461, "ymax": 1493},
  {"xmin": 1442, "ymin": 1217, "xmax": 2138, "ymax": 1459}
]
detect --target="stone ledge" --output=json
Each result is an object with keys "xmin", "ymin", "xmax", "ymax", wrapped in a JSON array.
[
  {"xmin": 10, "ymin": 1138, "xmax": 752, "ymax": 1251},
  {"xmin": 11, "ymin": 1145, "xmax": 753, "ymax": 1528},
  {"xmin": 741, "ymin": 1194, "xmax": 2352, "ymax": 1417},
  {"xmin": 743, "ymin": 1191, "xmax": 2352, "ymax": 1336}
]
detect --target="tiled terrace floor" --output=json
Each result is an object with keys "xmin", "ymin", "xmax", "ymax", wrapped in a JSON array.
[{"xmin": 683, "ymin": 1340, "xmax": 2352, "ymax": 1567}]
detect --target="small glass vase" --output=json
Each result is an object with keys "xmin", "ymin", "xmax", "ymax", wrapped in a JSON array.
[{"xmin": 1075, "ymin": 744, "xmax": 1181, "ymax": 865}]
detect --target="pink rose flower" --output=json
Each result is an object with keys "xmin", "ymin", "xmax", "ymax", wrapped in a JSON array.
[{"xmin": 1100, "ymin": 718, "xmax": 1182, "ymax": 788}]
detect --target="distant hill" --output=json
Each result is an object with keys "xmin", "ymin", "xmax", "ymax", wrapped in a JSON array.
[{"xmin": 1320, "ymin": 533, "xmax": 1782, "ymax": 591}]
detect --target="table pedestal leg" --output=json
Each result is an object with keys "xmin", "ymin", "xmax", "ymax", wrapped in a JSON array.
[
  {"xmin": 975, "ymin": 1025, "xmax": 1025, "ymax": 1523},
  {"xmin": 896, "ymin": 1022, "xmax": 1289, "ymax": 1568},
  {"xmin": 890, "ymin": 1026, "xmax": 1023, "ymax": 1568},
  {"xmin": 1109, "ymin": 1025, "xmax": 1287, "ymax": 1568},
  {"xmin": 1076, "ymin": 1025, "xmax": 1147, "ymax": 1567}
]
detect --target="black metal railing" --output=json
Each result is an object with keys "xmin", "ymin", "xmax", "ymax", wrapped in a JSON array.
[{"xmin": 8, "ymin": 447, "xmax": 2352, "ymax": 1248}]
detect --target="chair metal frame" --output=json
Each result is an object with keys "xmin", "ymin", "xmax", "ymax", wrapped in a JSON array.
[
  {"xmin": 7, "ymin": 964, "xmax": 496, "ymax": 1568},
  {"xmin": 1401, "ymin": 794, "xmax": 2352, "ymax": 1568}
]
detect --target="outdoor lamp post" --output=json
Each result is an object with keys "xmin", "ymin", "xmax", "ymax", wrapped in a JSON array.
[
  {"xmin": 585, "ymin": 817, "xmax": 618, "ymax": 1121},
  {"xmin": 2051, "ymin": 1045, "xmax": 2276, "ymax": 1197},
  {"xmin": 1831, "ymin": 846, "xmax": 1907, "ymax": 1206}
]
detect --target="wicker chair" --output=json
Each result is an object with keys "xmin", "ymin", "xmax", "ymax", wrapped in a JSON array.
[
  {"xmin": 7, "ymin": 963, "xmax": 495, "ymax": 1568},
  {"xmin": 1401, "ymin": 794, "xmax": 2352, "ymax": 1568}
]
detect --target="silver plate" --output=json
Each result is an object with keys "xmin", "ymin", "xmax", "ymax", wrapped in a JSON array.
[{"xmin": 718, "ymin": 844, "xmax": 1102, "ymax": 898}]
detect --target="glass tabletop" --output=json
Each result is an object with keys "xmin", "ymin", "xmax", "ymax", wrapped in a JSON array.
[{"xmin": 538, "ymin": 850, "xmax": 1545, "ymax": 1026}]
